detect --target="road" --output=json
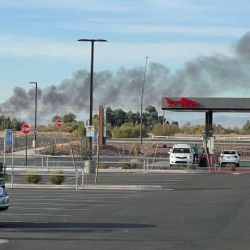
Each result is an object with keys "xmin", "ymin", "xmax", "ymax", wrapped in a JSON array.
[{"xmin": 1, "ymin": 172, "xmax": 250, "ymax": 249}]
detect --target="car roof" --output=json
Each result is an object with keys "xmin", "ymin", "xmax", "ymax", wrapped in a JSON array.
[
  {"xmin": 173, "ymin": 144, "xmax": 191, "ymax": 148},
  {"xmin": 222, "ymin": 150, "xmax": 237, "ymax": 153}
]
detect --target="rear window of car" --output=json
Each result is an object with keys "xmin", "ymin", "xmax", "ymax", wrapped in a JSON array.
[
  {"xmin": 173, "ymin": 148, "xmax": 191, "ymax": 153},
  {"xmin": 223, "ymin": 151, "xmax": 237, "ymax": 155}
]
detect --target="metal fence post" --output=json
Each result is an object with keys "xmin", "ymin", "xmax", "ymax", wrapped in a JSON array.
[
  {"xmin": 11, "ymin": 164, "xmax": 14, "ymax": 188},
  {"xmin": 82, "ymin": 169, "xmax": 84, "ymax": 189},
  {"xmin": 75, "ymin": 172, "xmax": 78, "ymax": 190}
]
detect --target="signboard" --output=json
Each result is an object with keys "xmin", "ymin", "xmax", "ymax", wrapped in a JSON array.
[
  {"xmin": 86, "ymin": 125, "xmax": 95, "ymax": 137},
  {"xmin": 93, "ymin": 131, "xmax": 98, "ymax": 144},
  {"xmin": 164, "ymin": 97, "xmax": 200, "ymax": 108},
  {"xmin": 55, "ymin": 119, "xmax": 64, "ymax": 128},
  {"xmin": 21, "ymin": 123, "xmax": 30, "ymax": 135},
  {"xmin": 5, "ymin": 129, "xmax": 13, "ymax": 146},
  {"xmin": 162, "ymin": 97, "xmax": 250, "ymax": 112}
]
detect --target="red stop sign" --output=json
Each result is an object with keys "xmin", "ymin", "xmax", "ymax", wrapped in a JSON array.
[
  {"xmin": 21, "ymin": 123, "xmax": 30, "ymax": 135},
  {"xmin": 55, "ymin": 119, "xmax": 64, "ymax": 128}
]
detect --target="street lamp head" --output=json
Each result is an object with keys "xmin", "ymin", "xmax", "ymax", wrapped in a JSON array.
[
  {"xmin": 78, "ymin": 39, "xmax": 107, "ymax": 42},
  {"xmin": 29, "ymin": 82, "xmax": 37, "ymax": 85}
]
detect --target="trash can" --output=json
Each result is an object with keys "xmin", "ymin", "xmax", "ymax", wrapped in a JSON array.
[
  {"xmin": 84, "ymin": 160, "xmax": 96, "ymax": 174},
  {"xmin": 199, "ymin": 156, "xmax": 208, "ymax": 167}
]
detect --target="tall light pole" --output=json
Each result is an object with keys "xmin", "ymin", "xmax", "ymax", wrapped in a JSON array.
[
  {"xmin": 140, "ymin": 56, "xmax": 148, "ymax": 144},
  {"xmin": 29, "ymin": 82, "xmax": 38, "ymax": 153},
  {"xmin": 78, "ymin": 39, "xmax": 107, "ymax": 147}
]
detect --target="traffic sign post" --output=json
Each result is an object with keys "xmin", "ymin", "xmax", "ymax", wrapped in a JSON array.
[
  {"xmin": 5, "ymin": 129, "xmax": 13, "ymax": 146},
  {"xmin": 21, "ymin": 123, "xmax": 30, "ymax": 135},
  {"xmin": 55, "ymin": 119, "xmax": 64, "ymax": 128},
  {"xmin": 86, "ymin": 125, "xmax": 95, "ymax": 137},
  {"xmin": 21, "ymin": 123, "xmax": 30, "ymax": 166},
  {"xmin": 4, "ymin": 129, "xmax": 13, "ymax": 167}
]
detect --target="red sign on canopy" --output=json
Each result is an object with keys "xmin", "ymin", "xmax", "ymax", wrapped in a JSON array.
[
  {"xmin": 55, "ymin": 119, "xmax": 64, "ymax": 128},
  {"xmin": 21, "ymin": 123, "xmax": 30, "ymax": 135},
  {"xmin": 164, "ymin": 97, "xmax": 200, "ymax": 109}
]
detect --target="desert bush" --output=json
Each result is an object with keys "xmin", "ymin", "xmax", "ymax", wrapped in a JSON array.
[
  {"xmin": 99, "ymin": 163, "xmax": 109, "ymax": 169},
  {"xmin": 112, "ymin": 124, "xmax": 146, "ymax": 138},
  {"xmin": 152, "ymin": 123, "xmax": 179, "ymax": 136},
  {"xmin": 26, "ymin": 174, "xmax": 42, "ymax": 184},
  {"xmin": 43, "ymin": 139, "xmax": 64, "ymax": 155},
  {"xmin": 122, "ymin": 160, "xmax": 140, "ymax": 169},
  {"xmin": 225, "ymin": 164, "xmax": 236, "ymax": 171},
  {"xmin": 49, "ymin": 170, "xmax": 65, "ymax": 185},
  {"xmin": 186, "ymin": 164, "xmax": 196, "ymax": 170}
]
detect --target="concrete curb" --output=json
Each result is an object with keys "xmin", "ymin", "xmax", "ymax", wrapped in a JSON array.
[
  {"xmin": 5, "ymin": 183, "xmax": 164, "ymax": 191},
  {"xmin": 6, "ymin": 167, "xmax": 204, "ymax": 174}
]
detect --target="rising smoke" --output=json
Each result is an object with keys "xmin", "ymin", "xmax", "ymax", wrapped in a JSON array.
[{"xmin": 1, "ymin": 32, "xmax": 250, "ymax": 123}]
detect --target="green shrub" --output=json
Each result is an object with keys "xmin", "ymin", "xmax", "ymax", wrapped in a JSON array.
[
  {"xmin": 26, "ymin": 174, "xmax": 42, "ymax": 184},
  {"xmin": 187, "ymin": 164, "xmax": 196, "ymax": 170},
  {"xmin": 152, "ymin": 123, "xmax": 179, "ymax": 136},
  {"xmin": 112, "ymin": 124, "xmax": 147, "ymax": 138},
  {"xmin": 43, "ymin": 139, "xmax": 64, "ymax": 155},
  {"xmin": 99, "ymin": 163, "xmax": 109, "ymax": 169},
  {"xmin": 225, "ymin": 164, "xmax": 236, "ymax": 171},
  {"xmin": 49, "ymin": 170, "xmax": 65, "ymax": 185},
  {"xmin": 122, "ymin": 162, "xmax": 139, "ymax": 169}
]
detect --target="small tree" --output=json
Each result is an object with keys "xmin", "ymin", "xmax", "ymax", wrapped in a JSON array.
[{"xmin": 75, "ymin": 141, "xmax": 93, "ymax": 160}]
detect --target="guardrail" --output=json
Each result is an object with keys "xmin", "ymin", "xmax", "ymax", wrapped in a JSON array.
[
  {"xmin": 2, "ymin": 155, "xmax": 173, "ymax": 188},
  {"xmin": 151, "ymin": 135, "xmax": 250, "ymax": 141},
  {"xmin": 6, "ymin": 165, "xmax": 86, "ymax": 190}
]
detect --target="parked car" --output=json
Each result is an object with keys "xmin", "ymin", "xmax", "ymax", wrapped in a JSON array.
[
  {"xmin": 218, "ymin": 150, "xmax": 240, "ymax": 167},
  {"xmin": 169, "ymin": 144, "xmax": 193, "ymax": 166},
  {"xmin": 0, "ymin": 186, "xmax": 9, "ymax": 211}
]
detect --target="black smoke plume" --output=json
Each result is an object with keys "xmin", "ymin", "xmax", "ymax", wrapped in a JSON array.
[{"xmin": 1, "ymin": 32, "xmax": 250, "ymax": 123}]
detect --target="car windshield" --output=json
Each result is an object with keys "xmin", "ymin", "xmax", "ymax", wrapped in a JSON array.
[
  {"xmin": 223, "ymin": 151, "xmax": 237, "ymax": 155},
  {"xmin": 0, "ymin": 187, "xmax": 4, "ymax": 196},
  {"xmin": 173, "ymin": 148, "xmax": 190, "ymax": 153}
]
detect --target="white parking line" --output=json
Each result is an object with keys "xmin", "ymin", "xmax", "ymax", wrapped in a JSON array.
[
  {"xmin": 4, "ymin": 213, "xmax": 72, "ymax": 217},
  {"xmin": 14, "ymin": 202, "xmax": 106, "ymax": 206},
  {"xmin": 12, "ymin": 198, "xmax": 121, "ymax": 202},
  {"xmin": 0, "ymin": 239, "xmax": 9, "ymax": 244},
  {"xmin": 12, "ymin": 207, "xmax": 88, "ymax": 211},
  {"xmin": 2, "ymin": 213, "xmax": 71, "ymax": 217},
  {"xmin": 12, "ymin": 196, "xmax": 132, "ymax": 200}
]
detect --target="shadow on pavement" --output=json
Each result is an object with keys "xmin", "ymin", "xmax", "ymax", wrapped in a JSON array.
[{"xmin": 0, "ymin": 222, "xmax": 155, "ymax": 232}]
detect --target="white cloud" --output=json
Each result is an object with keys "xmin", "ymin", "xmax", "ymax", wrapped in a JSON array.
[
  {"xmin": 58, "ymin": 20, "xmax": 249, "ymax": 39},
  {"xmin": 0, "ymin": 0, "xmax": 132, "ymax": 12},
  {"xmin": 0, "ymin": 36, "xmax": 233, "ymax": 71}
]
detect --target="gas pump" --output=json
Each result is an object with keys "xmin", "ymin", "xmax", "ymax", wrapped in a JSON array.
[{"xmin": 207, "ymin": 137, "xmax": 215, "ymax": 155}]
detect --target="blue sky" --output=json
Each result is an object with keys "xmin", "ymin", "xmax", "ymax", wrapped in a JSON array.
[{"xmin": 0, "ymin": 0, "xmax": 250, "ymax": 124}]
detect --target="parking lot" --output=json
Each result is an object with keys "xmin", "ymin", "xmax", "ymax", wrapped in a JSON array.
[{"xmin": 2, "ymin": 172, "xmax": 250, "ymax": 250}]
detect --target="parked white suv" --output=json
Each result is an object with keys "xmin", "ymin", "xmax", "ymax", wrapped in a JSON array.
[
  {"xmin": 169, "ymin": 144, "xmax": 193, "ymax": 166},
  {"xmin": 218, "ymin": 150, "xmax": 240, "ymax": 167}
]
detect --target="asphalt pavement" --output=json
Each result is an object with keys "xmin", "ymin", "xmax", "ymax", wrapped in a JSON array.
[{"xmin": 2, "ymin": 173, "xmax": 250, "ymax": 249}]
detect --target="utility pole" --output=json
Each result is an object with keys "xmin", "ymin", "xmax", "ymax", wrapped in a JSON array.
[
  {"xmin": 140, "ymin": 56, "xmax": 148, "ymax": 144},
  {"xmin": 29, "ymin": 82, "xmax": 38, "ymax": 153}
]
